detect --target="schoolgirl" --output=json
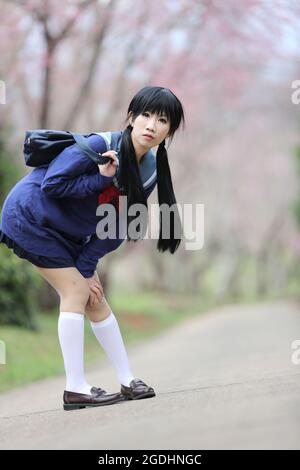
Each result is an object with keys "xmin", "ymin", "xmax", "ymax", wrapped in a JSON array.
[{"xmin": 0, "ymin": 86, "xmax": 185, "ymax": 410}]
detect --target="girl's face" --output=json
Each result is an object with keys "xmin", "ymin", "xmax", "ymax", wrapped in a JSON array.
[{"xmin": 129, "ymin": 110, "xmax": 171, "ymax": 152}]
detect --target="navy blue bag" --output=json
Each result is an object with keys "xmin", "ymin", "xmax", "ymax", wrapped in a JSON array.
[{"xmin": 23, "ymin": 129, "xmax": 113, "ymax": 167}]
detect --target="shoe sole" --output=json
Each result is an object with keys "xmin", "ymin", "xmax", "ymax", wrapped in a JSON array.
[
  {"xmin": 63, "ymin": 396, "xmax": 127, "ymax": 411},
  {"xmin": 122, "ymin": 391, "xmax": 156, "ymax": 400}
]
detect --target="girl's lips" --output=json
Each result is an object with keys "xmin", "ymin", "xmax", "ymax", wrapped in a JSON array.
[{"xmin": 143, "ymin": 135, "xmax": 154, "ymax": 140}]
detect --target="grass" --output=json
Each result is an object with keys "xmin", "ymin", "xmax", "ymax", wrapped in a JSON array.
[{"xmin": 0, "ymin": 289, "xmax": 209, "ymax": 393}]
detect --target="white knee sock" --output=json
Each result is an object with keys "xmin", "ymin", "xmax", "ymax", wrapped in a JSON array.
[
  {"xmin": 58, "ymin": 311, "xmax": 93, "ymax": 394},
  {"xmin": 90, "ymin": 311, "xmax": 135, "ymax": 387}
]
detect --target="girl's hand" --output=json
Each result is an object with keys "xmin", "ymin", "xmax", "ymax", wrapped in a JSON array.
[
  {"xmin": 86, "ymin": 272, "xmax": 104, "ymax": 308},
  {"xmin": 98, "ymin": 151, "xmax": 119, "ymax": 177}
]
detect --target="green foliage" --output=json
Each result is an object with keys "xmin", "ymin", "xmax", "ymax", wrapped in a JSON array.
[
  {"xmin": 293, "ymin": 200, "xmax": 300, "ymax": 227},
  {"xmin": 0, "ymin": 244, "xmax": 43, "ymax": 329},
  {"xmin": 293, "ymin": 145, "xmax": 300, "ymax": 228}
]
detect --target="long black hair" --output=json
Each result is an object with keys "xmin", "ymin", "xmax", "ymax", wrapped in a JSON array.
[{"xmin": 119, "ymin": 86, "xmax": 185, "ymax": 254}]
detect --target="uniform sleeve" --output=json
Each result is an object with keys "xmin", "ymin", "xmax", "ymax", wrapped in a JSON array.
[
  {"xmin": 41, "ymin": 134, "xmax": 114, "ymax": 198},
  {"xmin": 75, "ymin": 234, "xmax": 125, "ymax": 278}
]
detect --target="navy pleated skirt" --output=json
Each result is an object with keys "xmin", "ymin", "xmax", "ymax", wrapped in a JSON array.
[{"xmin": 0, "ymin": 230, "xmax": 76, "ymax": 269}]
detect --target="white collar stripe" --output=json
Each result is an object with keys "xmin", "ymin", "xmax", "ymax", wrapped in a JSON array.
[{"xmin": 143, "ymin": 170, "xmax": 157, "ymax": 188}]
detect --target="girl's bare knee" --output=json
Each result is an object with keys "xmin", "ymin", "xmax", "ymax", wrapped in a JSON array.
[
  {"xmin": 61, "ymin": 291, "xmax": 90, "ymax": 313},
  {"xmin": 85, "ymin": 296, "xmax": 111, "ymax": 322}
]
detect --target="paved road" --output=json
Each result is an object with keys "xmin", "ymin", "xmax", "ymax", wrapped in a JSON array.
[{"xmin": 0, "ymin": 300, "xmax": 299, "ymax": 449}]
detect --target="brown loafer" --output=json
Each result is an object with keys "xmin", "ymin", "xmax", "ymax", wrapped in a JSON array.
[
  {"xmin": 120, "ymin": 378, "xmax": 156, "ymax": 400},
  {"xmin": 63, "ymin": 386, "xmax": 126, "ymax": 411}
]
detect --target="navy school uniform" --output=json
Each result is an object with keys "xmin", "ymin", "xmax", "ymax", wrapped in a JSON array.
[{"xmin": 0, "ymin": 132, "xmax": 157, "ymax": 278}]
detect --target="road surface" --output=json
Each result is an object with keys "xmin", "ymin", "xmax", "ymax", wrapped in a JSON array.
[{"xmin": 0, "ymin": 300, "xmax": 299, "ymax": 449}]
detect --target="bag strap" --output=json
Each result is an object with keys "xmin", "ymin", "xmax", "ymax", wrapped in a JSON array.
[{"xmin": 72, "ymin": 133, "xmax": 112, "ymax": 165}]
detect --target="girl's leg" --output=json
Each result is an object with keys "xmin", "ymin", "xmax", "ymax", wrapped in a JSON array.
[
  {"xmin": 35, "ymin": 266, "xmax": 93, "ymax": 394},
  {"xmin": 35, "ymin": 266, "xmax": 90, "ymax": 313},
  {"xmin": 84, "ymin": 273, "xmax": 135, "ymax": 387},
  {"xmin": 86, "ymin": 291, "xmax": 155, "ymax": 398}
]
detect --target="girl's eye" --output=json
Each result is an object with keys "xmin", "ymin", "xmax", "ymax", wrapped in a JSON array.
[{"xmin": 143, "ymin": 112, "xmax": 167, "ymax": 123}]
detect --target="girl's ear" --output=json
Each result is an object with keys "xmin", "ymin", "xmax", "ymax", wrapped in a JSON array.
[{"xmin": 128, "ymin": 112, "xmax": 134, "ymax": 127}]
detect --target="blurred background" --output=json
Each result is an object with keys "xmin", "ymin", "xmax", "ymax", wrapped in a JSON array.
[{"xmin": 0, "ymin": 0, "xmax": 300, "ymax": 392}]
